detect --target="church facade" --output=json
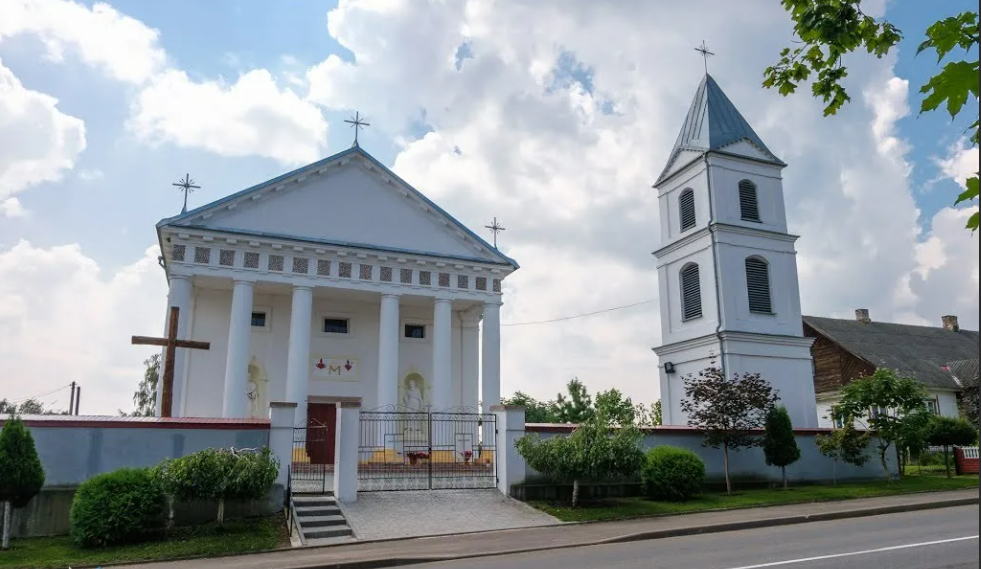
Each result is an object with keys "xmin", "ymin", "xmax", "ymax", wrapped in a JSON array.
[
  {"xmin": 153, "ymin": 145, "xmax": 517, "ymax": 430},
  {"xmin": 652, "ymin": 74, "xmax": 819, "ymax": 428}
]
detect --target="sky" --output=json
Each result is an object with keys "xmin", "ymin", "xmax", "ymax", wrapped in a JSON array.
[{"xmin": 1, "ymin": 0, "xmax": 978, "ymax": 416}]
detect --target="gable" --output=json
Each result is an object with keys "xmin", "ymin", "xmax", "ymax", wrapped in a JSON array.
[
  {"xmin": 715, "ymin": 140, "xmax": 776, "ymax": 163},
  {"xmin": 161, "ymin": 150, "xmax": 514, "ymax": 266}
]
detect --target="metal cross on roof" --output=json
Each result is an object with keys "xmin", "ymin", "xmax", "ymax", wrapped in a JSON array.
[
  {"xmin": 695, "ymin": 40, "xmax": 715, "ymax": 74},
  {"xmin": 484, "ymin": 217, "xmax": 506, "ymax": 249},
  {"xmin": 172, "ymin": 173, "xmax": 200, "ymax": 214},
  {"xmin": 344, "ymin": 111, "xmax": 371, "ymax": 147}
]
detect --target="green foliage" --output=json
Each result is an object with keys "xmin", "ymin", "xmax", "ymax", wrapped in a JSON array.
[
  {"xmin": 132, "ymin": 354, "xmax": 159, "ymax": 417},
  {"xmin": 594, "ymin": 388, "xmax": 635, "ymax": 427},
  {"xmin": 763, "ymin": 407, "xmax": 802, "ymax": 488},
  {"xmin": 635, "ymin": 400, "xmax": 663, "ymax": 427},
  {"xmin": 555, "ymin": 378, "xmax": 595, "ymax": 424},
  {"xmin": 500, "ymin": 392, "xmax": 560, "ymax": 424},
  {"xmin": 515, "ymin": 413, "xmax": 644, "ymax": 506},
  {"xmin": 816, "ymin": 420, "xmax": 872, "ymax": 485},
  {"xmin": 765, "ymin": 3, "xmax": 980, "ymax": 232},
  {"xmin": 680, "ymin": 364, "xmax": 779, "ymax": 494},
  {"xmin": 0, "ymin": 416, "xmax": 46, "ymax": 510},
  {"xmin": 958, "ymin": 380, "xmax": 979, "ymax": 429},
  {"xmin": 156, "ymin": 447, "xmax": 279, "ymax": 524},
  {"xmin": 831, "ymin": 369, "xmax": 930, "ymax": 480},
  {"xmin": 640, "ymin": 446, "xmax": 705, "ymax": 501},
  {"xmin": 69, "ymin": 468, "xmax": 166, "ymax": 548},
  {"xmin": 926, "ymin": 415, "xmax": 978, "ymax": 477},
  {"xmin": 0, "ymin": 399, "xmax": 66, "ymax": 416}
]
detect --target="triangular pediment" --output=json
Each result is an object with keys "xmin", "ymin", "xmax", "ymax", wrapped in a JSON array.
[{"xmin": 158, "ymin": 147, "xmax": 516, "ymax": 267}]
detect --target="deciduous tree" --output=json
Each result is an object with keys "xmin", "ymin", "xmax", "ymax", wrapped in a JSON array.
[
  {"xmin": 594, "ymin": 388, "xmax": 635, "ymax": 427},
  {"xmin": 764, "ymin": 2, "xmax": 979, "ymax": 232},
  {"xmin": 680, "ymin": 365, "xmax": 779, "ymax": 494},
  {"xmin": 926, "ymin": 416, "xmax": 978, "ymax": 478},
  {"xmin": 815, "ymin": 420, "xmax": 871, "ymax": 485}
]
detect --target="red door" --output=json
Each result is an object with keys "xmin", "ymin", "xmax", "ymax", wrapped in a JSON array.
[{"xmin": 307, "ymin": 403, "xmax": 337, "ymax": 465}]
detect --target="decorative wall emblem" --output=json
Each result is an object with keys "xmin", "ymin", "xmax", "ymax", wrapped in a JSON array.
[{"xmin": 312, "ymin": 356, "xmax": 360, "ymax": 381}]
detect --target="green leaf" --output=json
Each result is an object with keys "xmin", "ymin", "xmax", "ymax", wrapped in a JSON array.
[
  {"xmin": 919, "ymin": 60, "xmax": 981, "ymax": 118},
  {"xmin": 967, "ymin": 211, "xmax": 979, "ymax": 232},
  {"xmin": 917, "ymin": 12, "xmax": 979, "ymax": 61},
  {"xmin": 954, "ymin": 176, "xmax": 980, "ymax": 206}
]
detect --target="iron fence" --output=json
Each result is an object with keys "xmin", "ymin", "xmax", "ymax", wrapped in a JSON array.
[
  {"xmin": 291, "ymin": 422, "xmax": 333, "ymax": 494},
  {"xmin": 358, "ymin": 409, "xmax": 497, "ymax": 491}
]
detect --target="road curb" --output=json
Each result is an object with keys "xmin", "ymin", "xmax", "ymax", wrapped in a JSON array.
[{"xmin": 296, "ymin": 495, "xmax": 979, "ymax": 569}]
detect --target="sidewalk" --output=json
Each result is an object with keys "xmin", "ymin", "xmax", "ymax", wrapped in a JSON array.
[{"xmin": 118, "ymin": 489, "xmax": 979, "ymax": 569}]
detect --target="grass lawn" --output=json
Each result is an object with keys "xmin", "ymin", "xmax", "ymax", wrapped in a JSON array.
[
  {"xmin": 531, "ymin": 472, "xmax": 980, "ymax": 523},
  {"xmin": 0, "ymin": 515, "xmax": 289, "ymax": 569}
]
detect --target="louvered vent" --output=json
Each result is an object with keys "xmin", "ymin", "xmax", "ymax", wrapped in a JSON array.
[
  {"xmin": 745, "ymin": 257, "xmax": 772, "ymax": 314},
  {"xmin": 680, "ymin": 263, "xmax": 702, "ymax": 320},
  {"xmin": 739, "ymin": 180, "xmax": 760, "ymax": 222},
  {"xmin": 679, "ymin": 189, "xmax": 696, "ymax": 231}
]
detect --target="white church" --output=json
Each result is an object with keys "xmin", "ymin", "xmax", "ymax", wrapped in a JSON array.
[
  {"xmin": 154, "ymin": 143, "xmax": 517, "ymax": 438},
  {"xmin": 652, "ymin": 74, "xmax": 819, "ymax": 428}
]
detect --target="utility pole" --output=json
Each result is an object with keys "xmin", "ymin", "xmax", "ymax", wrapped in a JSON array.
[
  {"xmin": 74, "ymin": 387, "xmax": 81, "ymax": 416},
  {"xmin": 69, "ymin": 381, "xmax": 77, "ymax": 415}
]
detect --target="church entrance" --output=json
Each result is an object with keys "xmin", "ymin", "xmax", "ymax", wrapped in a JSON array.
[
  {"xmin": 290, "ymin": 403, "xmax": 337, "ymax": 494},
  {"xmin": 357, "ymin": 410, "xmax": 497, "ymax": 492}
]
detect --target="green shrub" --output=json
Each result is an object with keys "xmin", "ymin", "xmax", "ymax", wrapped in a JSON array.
[
  {"xmin": 641, "ymin": 446, "xmax": 705, "ymax": 501},
  {"xmin": 70, "ymin": 468, "xmax": 166, "ymax": 547}
]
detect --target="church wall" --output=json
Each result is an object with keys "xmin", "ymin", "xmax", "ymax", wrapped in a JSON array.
[
  {"xmin": 725, "ymin": 350, "xmax": 819, "ymax": 429},
  {"xmin": 656, "ymin": 160, "xmax": 709, "ymax": 244},
  {"xmin": 715, "ymin": 241, "xmax": 805, "ymax": 338},
  {"xmin": 707, "ymin": 156, "xmax": 789, "ymax": 234},
  {"xmin": 656, "ymin": 344, "xmax": 722, "ymax": 426},
  {"xmin": 656, "ymin": 244, "xmax": 720, "ymax": 346}
]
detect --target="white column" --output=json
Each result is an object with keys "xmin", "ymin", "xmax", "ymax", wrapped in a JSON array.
[
  {"xmin": 334, "ymin": 402, "xmax": 360, "ymax": 503},
  {"xmin": 268, "ymin": 401, "xmax": 297, "ymax": 489},
  {"xmin": 432, "ymin": 298, "xmax": 453, "ymax": 412},
  {"xmin": 460, "ymin": 309, "xmax": 481, "ymax": 412},
  {"xmin": 222, "ymin": 279, "xmax": 255, "ymax": 418},
  {"xmin": 156, "ymin": 275, "xmax": 193, "ymax": 417},
  {"xmin": 481, "ymin": 301, "xmax": 502, "ymax": 414},
  {"xmin": 494, "ymin": 405, "xmax": 527, "ymax": 497},
  {"xmin": 285, "ymin": 286, "xmax": 313, "ymax": 427},
  {"xmin": 377, "ymin": 294, "xmax": 400, "ymax": 409}
]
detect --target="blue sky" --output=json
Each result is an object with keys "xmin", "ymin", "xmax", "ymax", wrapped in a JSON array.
[{"xmin": 1, "ymin": 0, "xmax": 977, "ymax": 414}]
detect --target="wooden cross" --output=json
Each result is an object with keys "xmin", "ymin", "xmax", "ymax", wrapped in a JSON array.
[{"xmin": 132, "ymin": 306, "xmax": 210, "ymax": 417}]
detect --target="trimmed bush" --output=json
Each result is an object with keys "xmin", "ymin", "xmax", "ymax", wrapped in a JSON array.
[
  {"xmin": 641, "ymin": 446, "xmax": 705, "ymax": 501},
  {"xmin": 70, "ymin": 467, "xmax": 167, "ymax": 547}
]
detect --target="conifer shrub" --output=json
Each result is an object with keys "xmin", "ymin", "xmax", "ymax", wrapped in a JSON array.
[{"xmin": 641, "ymin": 446, "xmax": 705, "ymax": 501}]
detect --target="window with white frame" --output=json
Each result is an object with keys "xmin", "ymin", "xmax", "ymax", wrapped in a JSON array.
[
  {"xmin": 679, "ymin": 188, "xmax": 697, "ymax": 232},
  {"xmin": 680, "ymin": 263, "xmax": 702, "ymax": 321},
  {"xmin": 250, "ymin": 307, "xmax": 271, "ymax": 331},
  {"xmin": 738, "ymin": 179, "xmax": 761, "ymax": 222},
  {"xmin": 745, "ymin": 257, "xmax": 773, "ymax": 314},
  {"xmin": 322, "ymin": 317, "xmax": 350, "ymax": 335}
]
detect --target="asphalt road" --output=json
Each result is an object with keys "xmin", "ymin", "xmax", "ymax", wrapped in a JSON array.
[{"xmin": 412, "ymin": 505, "xmax": 979, "ymax": 569}]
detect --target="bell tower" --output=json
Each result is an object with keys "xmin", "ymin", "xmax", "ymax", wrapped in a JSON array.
[{"xmin": 652, "ymin": 73, "xmax": 817, "ymax": 428}]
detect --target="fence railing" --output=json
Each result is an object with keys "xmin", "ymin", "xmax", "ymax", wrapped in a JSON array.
[{"xmin": 960, "ymin": 446, "xmax": 979, "ymax": 460}]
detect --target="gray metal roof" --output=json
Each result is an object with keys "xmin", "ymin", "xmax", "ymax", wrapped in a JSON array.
[
  {"xmin": 947, "ymin": 359, "xmax": 980, "ymax": 388},
  {"xmin": 656, "ymin": 74, "xmax": 785, "ymax": 185},
  {"xmin": 803, "ymin": 316, "xmax": 979, "ymax": 390}
]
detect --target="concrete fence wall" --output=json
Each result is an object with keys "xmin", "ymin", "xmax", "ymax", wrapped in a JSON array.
[
  {"xmin": 492, "ymin": 407, "xmax": 898, "ymax": 497},
  {"xmin": 0, "ymin": 413, "xmax": 294, "ymax": 538}
]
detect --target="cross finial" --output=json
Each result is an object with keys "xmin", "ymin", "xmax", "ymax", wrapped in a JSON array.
[
  {"xmin": 695, "ymin": 40, "xmax": 715, "ymax": 75},
  {"xmin": 344, "ymin": 111, "xmax": 371, "ymax": 147},
  {"xmin": 172, "ymin": 173, "xmax": 201, "ymax": 214},
  {"xmin": 484, "ymin": 217, "xmax": 506, "ymax": 249}
]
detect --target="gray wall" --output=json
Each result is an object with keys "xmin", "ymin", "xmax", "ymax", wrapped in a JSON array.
[
  {"xmin": 524, "ymin": 428, "xmax": 898, "ymax": 484},
  {"xmin": 24, "ymin": 424, "xmax": 270, "ymax": 486}
]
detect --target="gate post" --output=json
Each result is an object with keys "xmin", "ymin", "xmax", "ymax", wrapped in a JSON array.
[
  {"xmin": 492, "ymin": 405, "xmax": 526, "ymax": 497},
  {"xmin": 269, "ymin": 401, "xmax": 297, "ymax": 489},
  {"xmin": 334, "ymin": 402, "xmax": 361, "ymax": 503}
]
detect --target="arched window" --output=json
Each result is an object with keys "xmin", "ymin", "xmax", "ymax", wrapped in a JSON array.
[
  {"xmin": 679, "ymin": 189, "xmax": 696, "ymax": 232},
  {"xmin": 745, "ymin": 256, "xmax": 772, "ymax": 314},
  {"xmin": 680, "ymin": 263, "xmax": 702, "ymax": 320},
  {"xmin": 738, "ymin": 179, "xmax": 760, "ymax": 222}
]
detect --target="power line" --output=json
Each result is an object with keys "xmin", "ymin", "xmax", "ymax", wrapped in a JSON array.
[
  {"xmin": 502, "ymin": 298, "xmax": 657, "ymax": 327},
  {"xmin": 7, "ymin": 383, "xmax": 72, "ymax": 405}
]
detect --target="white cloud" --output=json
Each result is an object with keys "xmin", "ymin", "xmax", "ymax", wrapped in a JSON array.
[
  {"xmin": 936, "ymin": 139, "xmax": 980, "ymax": 190},
  {"xmin": 0, "ymin": 197, "xmax": 26, "ymax": 218},
  {"xmin": 0, "ymin": 0, "xmax": 166, "ymax": 84},
  {"xmin": 0, "ymin": 58, "xmax": 86, "ymax": 215},
  {"xmin": 0, "ymin": 241, "xmax": 166, "ymax": 415},
  {"xmin": 128, "ymin": 69, "xmax": 328, "ymax": 166}
]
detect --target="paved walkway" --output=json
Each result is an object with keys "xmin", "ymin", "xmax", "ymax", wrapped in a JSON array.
[
  {"xmin": 339, "ymin": 489, "xmax": 559, "ymax": 541},
  {"xmin": 118, "ymin": 489, "xmax": 978, "ymax": 569}
]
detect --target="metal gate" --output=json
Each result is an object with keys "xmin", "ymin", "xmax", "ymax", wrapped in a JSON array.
[
  {"xmin": 358, "ymin": 409, "xmax": 497, "ymax": 491},
  {"xmin": 290, "ymin": 420, "xmax": 333, "ymax": 494}
]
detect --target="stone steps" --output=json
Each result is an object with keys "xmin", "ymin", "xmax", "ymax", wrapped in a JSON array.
[{"xmin": 292, "ymin": 492, "xmax": 354, "ymax": 544}]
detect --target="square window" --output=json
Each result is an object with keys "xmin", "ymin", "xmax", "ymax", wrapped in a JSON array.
[
  {"xmin": 251, "ymin": 312, "xmax": 267, "ymax": 328},
  {"xmin": 404, "ymin": 324, "xmax": 426, "ymax": 339},
  {"xmin": 323, "ymin": 318, "xmax": 350, "ymax": 334}
]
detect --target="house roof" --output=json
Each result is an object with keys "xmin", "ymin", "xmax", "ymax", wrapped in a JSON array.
[
  {"xmin": 803, "ymin": 316, "xmax": 980, "ymax": 390},
  {"xmin": 157, "ymin": 145, "xmax": 519, "ymax": 269},
  {"xmin": 655, "ymin": 74, "xmax": 785, "ymax": 185},
  {"xmin": 947, "ymin": 358, "xmax": 980, "ymax": 389}
]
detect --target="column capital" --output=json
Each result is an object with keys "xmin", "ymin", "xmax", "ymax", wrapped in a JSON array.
[
  {"xmin": 483, "ymin": 299, "xmax": 503, "ymax": 308},
  {"xmin": 380, "ymin": 292, "xmax": 401, "ymax": 301},
  {"xmin": 169, "ymin": 274, "xmax": 192, "ymax": 283},
  {"xmin": 460, "ymin": 307, "xmax": 482, "ymax": 326},
  {"xmin": 292, "ymin": 285, "xmax": 313, "ymax": 293},
  {"xmin": 233, "ymin": 277, "xmax": 257, "ymax": 286},
  {"xmin": 434, "ymin": 297, "xmax": 453, "ymax": 306}
]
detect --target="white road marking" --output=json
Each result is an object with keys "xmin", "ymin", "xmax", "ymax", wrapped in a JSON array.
[{"xmin": 724, "ymin": 535, "xmax": 980, "ymax": 569}]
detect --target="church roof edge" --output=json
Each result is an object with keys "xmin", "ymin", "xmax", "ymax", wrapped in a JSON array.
[
  {"xmin": 156, "ymin": 145, "xmax": 519, "ymax": 269},
  {"xmin": 654, "ymin": 74, "xmax": 785, "ymax": 186}
]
